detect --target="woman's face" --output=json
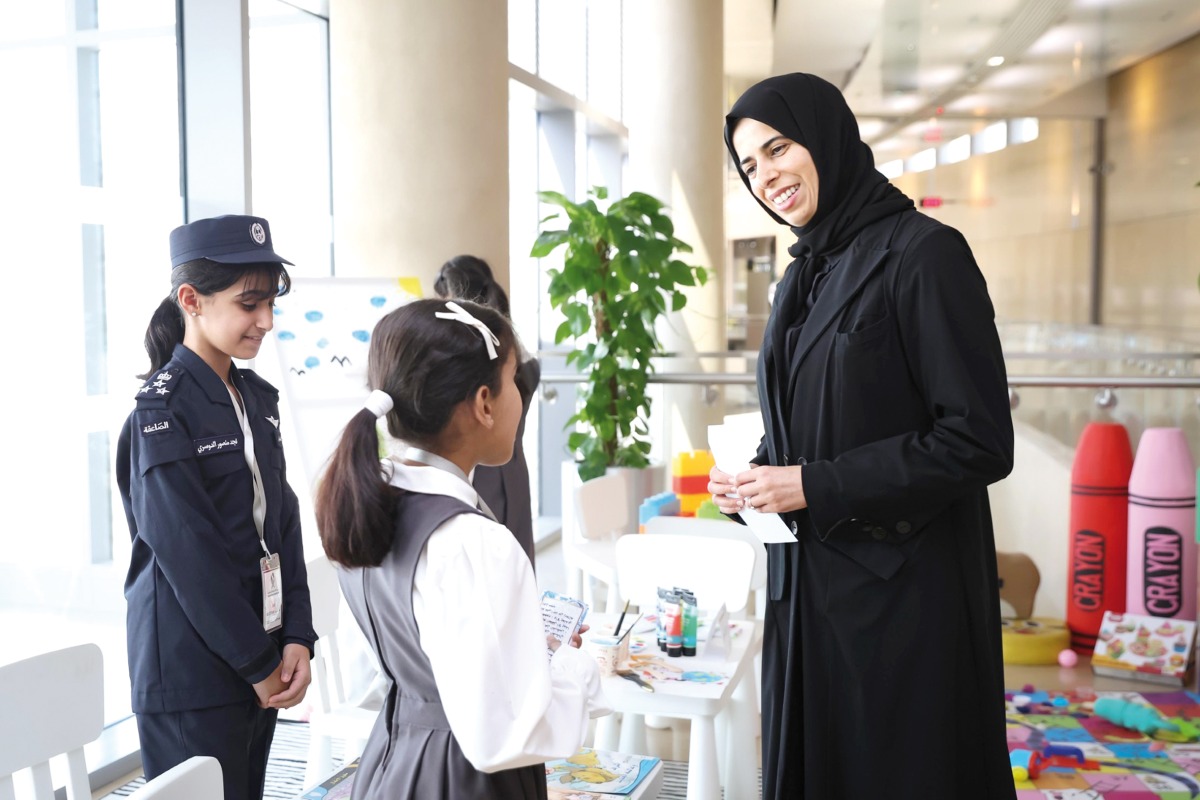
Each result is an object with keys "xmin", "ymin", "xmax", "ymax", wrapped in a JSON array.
[{"xmin": 732, "ymin": 118, "xmax": 820, "ymax": 227}]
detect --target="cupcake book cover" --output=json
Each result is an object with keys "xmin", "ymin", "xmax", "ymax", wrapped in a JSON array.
[{"xmin": 1092, "ymin": 611, "xmax": 1197, "ymax": 686}]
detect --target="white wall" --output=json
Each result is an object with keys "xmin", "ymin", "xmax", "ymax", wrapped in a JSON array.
[{"xmin": 990, "ymin": 421, "xmax": 1074, "ymax": 620}]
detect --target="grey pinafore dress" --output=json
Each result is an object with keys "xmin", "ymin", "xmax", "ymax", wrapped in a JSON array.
[{"xmin": 338, "ymin": 492, "xmax": 548, "ymax": 799}]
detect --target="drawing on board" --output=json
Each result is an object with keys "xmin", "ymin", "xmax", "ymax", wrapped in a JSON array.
[
  {"xmin": 273, "ymin": 277, "xmax": 421, "ymax": 402},
  {"xmin": 269, "ymin": 276, "xmax": 421, "ymax": 487}
]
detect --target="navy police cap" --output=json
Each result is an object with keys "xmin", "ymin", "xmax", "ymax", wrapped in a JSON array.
[{"xmin": 169, "ymin": 214, "xmax": 294, "ymax": 269}]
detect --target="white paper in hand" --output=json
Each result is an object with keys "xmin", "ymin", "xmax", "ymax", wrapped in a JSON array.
[{"xmin": 707, "ymin": 422, "xmax": 797, "ymax": 544}]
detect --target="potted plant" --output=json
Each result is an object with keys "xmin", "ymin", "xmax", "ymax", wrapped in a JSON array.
[{"xmin": 530, "ymin": 186, "xmax": 708, "ymax": 481}]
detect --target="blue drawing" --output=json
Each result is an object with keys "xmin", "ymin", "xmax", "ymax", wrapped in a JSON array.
[
  {"xmin": 351, "ymin": 330, "xmax": 369, "ymax": 343},
  {"xmin": 273, "ymin": 307, "xmax": 283, "ymax": 315},
  {"xmin": 305, "ymin": 311, "xmax": 324, "ymax": 323},
  {"xmin": 304, "ymin": 356, "xmax": 319, "ymax": 369},
  {"xmin": 277, "ymin": 331, "xmax": 296, "ymax": 341},
  {"xmin": 370, "ymin": 296, "xmax": 386, "ymax": 308},
  {"xmin": 317, "ymin": 338, "xmax": 329, "ymax": 349}
]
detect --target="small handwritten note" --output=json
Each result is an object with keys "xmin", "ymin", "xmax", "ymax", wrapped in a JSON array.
[{"xmin": 541, "ymin": 590, "xmax": 588, "ymax": 659}]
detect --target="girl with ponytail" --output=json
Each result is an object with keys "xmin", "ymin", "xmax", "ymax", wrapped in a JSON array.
[
  {"xmin": 316, "ymin": 298, "xmax": 608, "ymax": 799},
  {"xmin": 433, "ymin": 254, "xmax": 541, "ymax": 567},
  {"xmin": 116, "ymin": 215, "xmax": 314, "ymax": 800}
]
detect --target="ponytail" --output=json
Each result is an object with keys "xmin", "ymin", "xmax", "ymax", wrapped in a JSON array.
[
  {"xmin": 318, "ymin": 298, "xmax": 518, "ymax": 568},
  {"xmin": 316, "ymin": 410, "xmax": 401, "ymax": 568},
  {"xmin": 139, "ymin": 295, "xmax": 185, "ymax": 379}
]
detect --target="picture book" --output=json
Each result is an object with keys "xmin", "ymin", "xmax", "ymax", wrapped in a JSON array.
[
  {"xmin": 542, "ymin": 590, "xmax": 588, "ymax": 658},
  {"xmin": 1091, "ymin": 611, "xmax": 1196, "ymax": 686},
  {"xmin": 298, "ymin": 758, "xmax": 359, "ymax": 799},
  {"xmin": 544, "ymin": 747, "xmax": 660, "ymax": 796}
]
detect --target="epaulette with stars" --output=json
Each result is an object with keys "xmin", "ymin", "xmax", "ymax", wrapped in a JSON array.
[{"xmin": 133, "ymin": 364, "xmax": 189, "ymax": 407}]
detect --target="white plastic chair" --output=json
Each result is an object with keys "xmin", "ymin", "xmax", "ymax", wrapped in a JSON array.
[
  {"xmin": 566, "ymin": 471, "xmax": 631, "ymax": 613},
  {"xmin": 643, "ymin": 515, "xmax": 768, "ymax": 618},
  {"xmin": 304, "ymin": 555, "xmax": 381, "ymax": 786},
  {"xmin": 0, "ymin": 643, "xmax": 104, "ymax": 800},
  {"xmin": 614, "ymin": 532, "xmax": 757, "ymax": 616},
  {"xmin": 611, "ymin": 533, "xmax": 760, "ymax": 775},
  {"xmin": 127, "ymin": 756, "xmax": 223, "ymax": 800}
]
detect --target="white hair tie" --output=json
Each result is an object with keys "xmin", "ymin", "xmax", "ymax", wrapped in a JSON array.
[
  {"xmin": 364, "ymin": 389, "xmax": 393, "ymax": 418},
  {"xmin": 435, "ymin": 301, "xmax": 499, "ymax": 360}
]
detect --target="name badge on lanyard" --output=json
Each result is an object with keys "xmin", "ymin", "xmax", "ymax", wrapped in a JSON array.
[
  {"xmin": 261, "ymin": 553, "xmax": 283, "ymax": 633},
  {"xmin": 227, "ymin": 382, "xmax": 282, "ymax": 632}
]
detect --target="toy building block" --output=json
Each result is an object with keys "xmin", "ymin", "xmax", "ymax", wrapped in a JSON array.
[
  {"xmin": 638, "ymin": 492, "xmax": 680, "ymax": 532},
  {"xmin": 671, "ymin": 451, "xmax": 714, "ymax": 517},
  {"xmin": 695, "ymin": 500, "xmax": 731, "ymax": 521}
]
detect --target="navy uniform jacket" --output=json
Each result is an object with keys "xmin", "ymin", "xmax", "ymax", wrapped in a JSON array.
[{"xmin": 116, "ymin": 343, "xmax": 315, "ymax": 714}]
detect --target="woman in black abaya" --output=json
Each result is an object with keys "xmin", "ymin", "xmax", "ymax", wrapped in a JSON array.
[{"xmin": 709, "ymin": 73, "xmax": 1017, "ymax": 800}]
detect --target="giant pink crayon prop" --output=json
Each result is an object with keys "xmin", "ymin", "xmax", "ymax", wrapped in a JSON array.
[
  {"xmin": 1068, "ymin": 422, "xmax": 1133, "ymax": 652},
  {"xmin": 1127, "ymin": 428, "xmax": 1197, "ymax": 620}
]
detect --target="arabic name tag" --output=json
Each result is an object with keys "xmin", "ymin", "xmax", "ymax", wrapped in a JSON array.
[{"xmin": 260, "ymin": 553, "xmax": 283, "ymax": 632}]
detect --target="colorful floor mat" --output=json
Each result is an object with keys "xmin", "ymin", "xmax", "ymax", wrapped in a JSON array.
[{"xmin": 1007, "ymin": 688, "xmax": 1200, "ymax": 798}]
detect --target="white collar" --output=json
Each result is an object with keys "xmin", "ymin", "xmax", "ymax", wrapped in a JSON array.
[{"xmin": 384, "ymin": 458, "xmax": 480, "ymax": 508}]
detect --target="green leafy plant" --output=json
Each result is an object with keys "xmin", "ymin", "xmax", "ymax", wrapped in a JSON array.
[{"xmin": 531, "ymin": 186, "xmax": 708, "ymax": 482}]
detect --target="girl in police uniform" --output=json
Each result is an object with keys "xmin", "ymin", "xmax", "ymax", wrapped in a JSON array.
[
  {"xmin": 316, "ymin": 299, "xmax": 608, "ymax": 799},
  {"xmin": 116, "ymin": 215, "xmax": 316, "ymax": 800}
]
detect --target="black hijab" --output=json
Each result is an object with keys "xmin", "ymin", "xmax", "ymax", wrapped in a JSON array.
[{"xmin": 723, "ymin": 72, "xmax": 914, "ymax": 259}]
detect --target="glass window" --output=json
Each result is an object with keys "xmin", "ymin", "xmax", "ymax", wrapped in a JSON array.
[
  {"xmin": 1010, "ymin": 117, "xmax": 1040, "ymax": 146},
  {"xmin": 975, "ymin": 120, "xmax": 1008, "ymax": 155},
  {"xmin": 906, "ymin": 147, "xmax": 936, "ymax": 173},
  {"xmin": 509, "ymin": 0, "xmax": 537, "ymax": 74},
  {"xmin": 249, "ymin": 0, "xmax": 332, "ymax": 276},
  {"xmin": 939, "ymin": 133, "xmax": 971, "ymax": 165},
  {"xmin": 0, "ymin": 3, "xmax": 180, "ymax": 727},
  {"xmin": 538, "ymin": 0, "xmax": 585, "ymax": 97},
  {"xmin": 877, "ymin": 158, "xmax": 904, "ymax": 179},
  {"xmin": 586, "ymin": 0, "xmax": 622, "ymax": 121}
]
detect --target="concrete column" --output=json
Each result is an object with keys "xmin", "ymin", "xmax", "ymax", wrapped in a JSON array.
[
  {"xmin": 624, "ymin": 0, "xmax": 727, "ymax": 453},
  {"xmin": 328, "ymin": 0, "xmax": 509, "ymax": 289}
]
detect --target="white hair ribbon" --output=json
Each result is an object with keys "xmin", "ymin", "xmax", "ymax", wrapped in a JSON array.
[
  {"xmin": 364, "ymin": 389, "xmax": 394, "ymax": 418},
  {"xmin": 435, "ymin": 301, "xmax": 499, "ymax": 360}
]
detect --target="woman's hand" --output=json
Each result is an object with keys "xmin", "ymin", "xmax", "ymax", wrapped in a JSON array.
[
  {"xmin": 724, "ymin": 464, "xmax": 808, "ymax": 515},
  {"xmin": 708, "ymin": 466, "xmax": 742, "ymax": 514}
]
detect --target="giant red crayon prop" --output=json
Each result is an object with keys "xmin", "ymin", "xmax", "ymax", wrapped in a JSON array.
[
  {"xmin": 1068, "ymin": 422, "xmax": 1134, "ymax": 652},
  {"xmin": 1127, "ymin": 428, "xmax": 1197, "ymax": 620}
]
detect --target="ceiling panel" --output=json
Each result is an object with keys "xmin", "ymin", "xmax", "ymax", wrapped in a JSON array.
[{"xmin": 729, "ymin": 0, "xmax": 1200, "ymax": 165}]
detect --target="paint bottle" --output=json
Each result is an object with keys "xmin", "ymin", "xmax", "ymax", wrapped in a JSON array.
[
  {"xmin": 1067, "ymin": 422, "xmax": 1133, "ymax": 652},
  {"xmin": 1127, "ymin": 428, "xmax": 1197, "ymax": 620},
  {"xmin": 681, "ymin": 592, "xmax": 698, "ymax": 656},
  {"xmin": 664, "ymin": 593, "xmax": 683, "ymax": 657},
  {"xmin": 656, "ymin": 587, "xmax": 670, "ymax": 652}
]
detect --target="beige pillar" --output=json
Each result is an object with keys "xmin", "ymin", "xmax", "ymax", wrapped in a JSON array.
[
  {"xmin": 624, "ymin": 0, "xmax": 727, "ymax": 453},
  {"xmin": 328, "ymin": 0, "xmax": 509, "ymax": 291}
]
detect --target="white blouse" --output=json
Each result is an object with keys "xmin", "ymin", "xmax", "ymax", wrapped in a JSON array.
[{"xmin": 386, "ymin": 460, "xmax": 611, "ymax": 773}]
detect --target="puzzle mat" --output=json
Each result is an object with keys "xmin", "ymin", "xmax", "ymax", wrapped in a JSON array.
[{"xmin": 1008, "ymin": 689, "xmax": 1200, "ymax": 798}]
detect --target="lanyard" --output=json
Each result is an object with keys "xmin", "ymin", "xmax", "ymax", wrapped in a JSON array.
[
  {"xmin": 403, "ymin": 446, "xmax": 497, "ymax": 521},
  {"xmin": 227, "ymin": 383, "xmax": 270, "ymax": 556}
]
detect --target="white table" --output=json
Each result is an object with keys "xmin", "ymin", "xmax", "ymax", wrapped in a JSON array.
[{"xmin": 585, "ymin": 614, "xmax": 761, "ymax": 800}]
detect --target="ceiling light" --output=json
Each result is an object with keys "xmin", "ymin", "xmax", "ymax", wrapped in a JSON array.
[{"xmin": 987, "ymin": 56, "xmax": 1005, "ymax": 67}]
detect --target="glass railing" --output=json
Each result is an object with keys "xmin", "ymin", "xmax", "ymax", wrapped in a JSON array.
[{"xmin": 535, "ymin": 323, "xmax": 1200, "ymax": 495}]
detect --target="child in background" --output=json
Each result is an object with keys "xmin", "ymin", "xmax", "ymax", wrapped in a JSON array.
[
  {"xmin": 433, "ymin": 254, "xmax": 541, "ymax": 567},
  {"xmin": 116, "ymin": 215, "xmax": 315, "ymax": 800},
  {"xmin": 317, "ymin": 298, "xmax": 608, "ymax": 798}
]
